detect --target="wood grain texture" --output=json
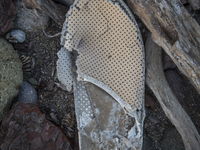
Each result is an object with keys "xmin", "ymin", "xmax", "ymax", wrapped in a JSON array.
[
  {"xmin": 145, "ymin": 32, "xmax": 200, "ymax": 150},
  {"xmin": 127, "ymin": 0, "xmax": 200, "ymax": 95}
]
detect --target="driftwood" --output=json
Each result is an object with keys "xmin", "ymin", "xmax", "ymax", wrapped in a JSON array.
[
  {"xmin": 24, "ymin": 0, "xmax": 66, "ymax": 26},
  {"xmin": 125, "ymin": 1, "xmax": 200, "ymax": 149},
  {"xmin": 127, "ymin": 0, "xmax": 200, "ymax": 95},
  {"xmin": 145, "ymin": 32, "xmax": 200, "ymax": 150}
]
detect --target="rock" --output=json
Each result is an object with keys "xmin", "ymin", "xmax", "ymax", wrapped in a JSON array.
[
  {"xmin": 0, "ymin": 102, "xmax": 71, "ymax": 150},
  {"xmin": 18, "ymin": 81, "xmax": 37, "ymax": 103},
  {"xmin": 0, "ymin": 38, "xmax": 23, "ymax": 122},
  {"xmin": 10, "ymin": 30, "xmax": 26, "ymax": 43},
  {"xmin": 162, "ymin": 50, "xmax": 176, "ymax": 71},
  {"xmin": 161, "ymin": 128, "xmax": 185, "ymax": 150},
  {"xmin": 0, "ymin": 0, "xmax": 17, "ymax": 36},
  {"xmin": 14, "ymin": 0, "xmax": 49, "ymax": 32}
]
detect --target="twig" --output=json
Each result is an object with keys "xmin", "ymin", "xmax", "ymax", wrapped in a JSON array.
[
  {"xmin": 42, "ymin": 29, "xmax": 61, "ymax": 38},
  {"xmin": 33, "ymin": 8, "xmax": 61, "ymax": 38}
]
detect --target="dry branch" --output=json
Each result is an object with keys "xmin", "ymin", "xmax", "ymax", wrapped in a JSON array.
[
  {"xmin": 127, "ymin": 0, "xmax": 200, "ymax": 95},
  {"xmin": 145, "ymin": 32, "xmax": 200, "ymax": 150}
]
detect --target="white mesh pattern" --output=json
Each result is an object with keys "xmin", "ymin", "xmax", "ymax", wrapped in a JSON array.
[
  {"xmin": 57, "ymin": 47, "xmax": 73, "ymax": 91},
  {"xmin": 61, "ymin": 0, "xmax": 145, "ymax": 111},
  {"xmin": 74, "ymin": 81, "xmax": 94, "ymax": 119}
]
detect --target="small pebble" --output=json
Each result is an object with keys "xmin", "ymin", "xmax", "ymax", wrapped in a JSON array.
[
  {"xmin": 18, "ymin": 81, "xmax": 37, "ymax": 103},
  {"xmin": 11, "ymin": 30, "xmax": 26, "ymax": 43},
  {"xmin": 50, "ymin": 113, "xmax": 60, "ymax": 125},
  {"xmin": 148, "ymin": 115, "xmax": 159, "ymax": 124}
]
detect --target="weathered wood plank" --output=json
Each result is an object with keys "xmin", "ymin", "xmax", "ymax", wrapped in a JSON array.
[
  {"xmin": 145, "ymin": 32, "xmax": 200, "ymax": 150},
  {"xmin": 127, "ymin": 0, "xmax": 200, "ymax": 95}
]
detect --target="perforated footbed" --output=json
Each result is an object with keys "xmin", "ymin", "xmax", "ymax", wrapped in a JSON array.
[
  {"xmin": 60, "ymin": 0, "xmax": 145, "ymax": 114},
  {"xmin": 74, "ymin": 80, "xmax": 94, "ymax": 119},
  {"xmin": 57, "ymin": 48, "xmax": 73, "ymax": 92}
]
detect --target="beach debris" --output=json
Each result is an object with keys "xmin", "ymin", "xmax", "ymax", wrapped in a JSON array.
[{"xmin": 18, "ymin": 81, "xmax": 37, "ymax": 104}]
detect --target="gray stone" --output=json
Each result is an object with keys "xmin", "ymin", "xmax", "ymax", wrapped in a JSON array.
[
  {"xmin": 10, "ymin": 30, "xmax": 26, "ymax": 43},
  {"xmin": 0, "ymin": 38, "xmax": 23, "ymax": 121},
  {"xmin": 18, "ymin": 81, "xmax": 37, "ymax": 103},
  {"xmin": 0, "ymin": 103, "xmax": 71, "ymax": 150}
]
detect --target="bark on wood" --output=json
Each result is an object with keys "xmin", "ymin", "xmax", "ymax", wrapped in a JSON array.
[
  {"xmin": 127, "ymin": 0, "xmax": 200, "ymax": 95},
  {"xmin": 24, "ymin": 0, "xmax": 66, "ymax": 26},
  {"xmin": 145, "ymin": 32, "xmax": 200, "ymax": 150}
]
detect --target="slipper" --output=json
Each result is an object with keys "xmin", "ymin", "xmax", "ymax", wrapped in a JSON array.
[{"xmin": 57, "ymin": 0, "xmax": 145, "ymax": 149}]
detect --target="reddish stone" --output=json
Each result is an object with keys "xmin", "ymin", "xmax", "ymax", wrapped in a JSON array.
[{"xmin": 0, "ymin": 102, "xmax": 71, "ymax": 150}]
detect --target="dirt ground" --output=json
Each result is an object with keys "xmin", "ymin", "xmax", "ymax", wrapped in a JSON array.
[
  {"xmin": 1, "ymin": 0, "xmax": 200, "ymax": 150},
  {"xmin": 14, "ymin": 21, "xmax": 77, "ymax": 143}
]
